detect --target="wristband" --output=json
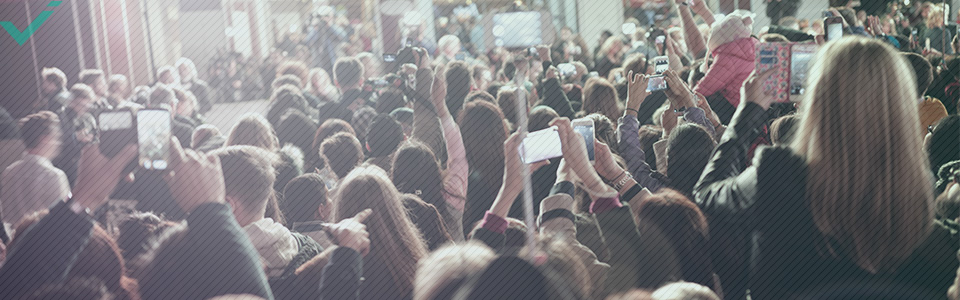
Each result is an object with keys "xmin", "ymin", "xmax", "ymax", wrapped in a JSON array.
[
  {"xmin": 538, "ymin": 209, "xmax": 576, "ymax": 227},
  {"xmin": 620, "ymin": 184, "xmax": 644, "ymax": 202},
  {"xmin": 626, "ymin": 107, "xmax": 640, "ymax": 115},
  {"xmin": 613, "ymin": 172, "xmax": 634, "ymax": 191}
]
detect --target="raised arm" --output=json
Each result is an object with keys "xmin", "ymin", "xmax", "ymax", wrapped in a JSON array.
[
  {"xmin": 675, "ymin": 0, "xmax": 709, "ymax": 59},
  {"xmin": 618, "ymin": 72, "xmax": 665, "ymax": 192},
  {"xmin": 412, "ymin": 67, "xmax": 449, "ymax": 167},
  {"xmin": 435, "ymin": 65, "xmax": 469, "ymax": 208}
]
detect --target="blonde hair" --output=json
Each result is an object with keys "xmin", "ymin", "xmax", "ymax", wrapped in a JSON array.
[
  {"xmin": 791, "ymin": 37, "xmax": 934, "ymax": 273},
  {"xmin": 415, "ymin": 242, "xmax": 496, "ymax": 300},
  {"xmin": 927, "ymin": 4, "xmax": 945, "ymax": 29},
  {"xmin": 598, "ymin": 36, "xmax": 624, "ymax": 59},
  {"xmin": 335, "ymin": 165, "xmax": 428, "ymax": 298},
  {"xmin": 226, "ymin": 114, "xmax": 279, "ymax": 152}
]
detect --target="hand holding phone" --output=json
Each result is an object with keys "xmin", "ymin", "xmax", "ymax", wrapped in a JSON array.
[
  {"xmin": 825, "ymin": 16, "xmax": 844, "ymax": 41},
  {"xmin": 646, "ymin": 75, "xmax": 669, "ymax": 92},
  {"xmin": 137, "ymin": 109, "xmax": 172, "ymax": 171},
  {"xmin": 519, "ymin": 126, "xmax": 563, "ymax": 164},
  {"xmin": 572, "ymin": 118, "xmax": 595, "ymax": 163}
]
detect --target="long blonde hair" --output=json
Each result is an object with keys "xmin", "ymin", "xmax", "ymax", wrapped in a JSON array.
[
  {"xmin": 226, "ymin": 114, "xmax": 280, "ymax": 152},
  {"xmin": 335, "ymin": 165, "xmax": 428, "ymax": 298},
  {"xmin": 926, "ymin": 4, "xmax": 945, "ymax": 29},
  {"xmin": 791, "ymin": 37, "xmax": 934, "ymax": 273}
]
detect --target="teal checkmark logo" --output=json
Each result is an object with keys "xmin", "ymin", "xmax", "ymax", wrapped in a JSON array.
[{"xmin": 1, "ymin": 1, "xmax": 61, "ymax": 46}]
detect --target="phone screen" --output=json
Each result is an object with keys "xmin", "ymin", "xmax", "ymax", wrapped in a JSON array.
[
  {"xmin": 383, "ymin": 54, "xmax": 396, "ymax": 62},
  {"xmin": 646, "ymin": 75, "xmax": 668, "ymax": 92},
  {"xmin": 573, "ymin": 120, "xmax": 595, "ymax": 162},
  {"xmin": 653, "ymin": 56, "xmax": 669, "ymax": 74},
  {"xmin": 558, "ymin": 63, "xmax": 577, "ymax": 78},
  {"xmin": 826, "ymin": 23, "xmax": 843, "ymax": 41},
  {"xmin": 520, "ymin": 127, "xmax": 563, "ymax": 164},
  {"xmin": 99, "ymin": 111, "xmax": 135, "ymax": 158},
  {"xmin": 790, "ymin": 44, "xmax": 816, "ymax": 97},
  {"xmin": 137, "ymin": 110, "xmax": 171, "ymax": 170}
]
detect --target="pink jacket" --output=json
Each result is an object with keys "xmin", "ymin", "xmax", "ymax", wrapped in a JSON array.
[{"xmin": 694, "ymin": 37, "xmax": 757, "ymax": 107}]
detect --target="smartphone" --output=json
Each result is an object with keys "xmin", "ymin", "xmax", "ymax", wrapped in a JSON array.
[
  {"xmin": 383, "ymin": 54, "xmax": 396, "ymax": 62},
  {"xmin": 926, "ymin": 38, "xmax": 932, "ymax": 50},
  {"xmin": 572, "ymin": 118, "xmax": 595, "ymax": 163},
  {"xmin": 653, "ymin": 55, "xmax": 669, "ymax": 74},
  {"xmin": 557, "ymin": 63, "xmax": 577, "ymax": 78},
  {"xmin": 646, "ymin": 75, "xmax": 668, "ymax": 92},
  {"xmin": 98, "ymin": 110, "xmax": 136, "ymax": 158},
  {"xmin": 519, "ymin": 126, "xmax": 563, "ymax": 164},
  {"xmin": 755, "ymin": 42, "xmax": 791, "ymax": 102},
  {"xmin": 655, "ymin": 35, "xmax": 666, "ymax": 54},
  {"xmin": 789, "ymin": 43, "xmax": 818, "ymax": 99},
  {"xmin": 137, "ymin": 109, "xmax": 171, "ymax": 171},
  {"xmin": 824, "ymin": 16, "xmax": 843, "ymax": 41}
]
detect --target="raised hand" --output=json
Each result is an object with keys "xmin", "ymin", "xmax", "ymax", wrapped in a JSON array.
[
  {"xmin": 626, "ymin": 71, "xmax": 650, "ymax": 116},
  {"xmin": 593, "ymin": 140, "xmax": 623, "ymax": 181},
  {"xmin": 536, "ymin": 45, "xmax": 552, "ymax": 62},
  {"xmin": 71, "ymin": 143, "xmax": 137, "ymax": 210},
  {"xmin": 326, "ymin": 209, "xmax": 372, "ymax": 256},
  {"xmin": 550, "ymin": 118, "xmax": 612, "ymax": 196},
  {"xmin": 741, "ymin": 68, "xmax": 778, "ymax": 110},
  {"xmin": 663, "ymin": 70, "xmax": 696, "ymax": 109},
  {"xmin": 165, "ymin": 137, "xmax": 226, "ymax": 213}
]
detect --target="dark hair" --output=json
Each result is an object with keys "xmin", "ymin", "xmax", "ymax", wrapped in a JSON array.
[
  {"xmin": 638, "ymin": 125, "xmax": 663, "ymax": 171},
  {"xmin": 117, "ymin": 212, "xmax": 176, "ymax": 261},
  {"xmin": 376, "ymin": 89, "xmax": 408, "ymax": 115},
  {"xmin": 19, "ymin": 111, "xmax": 59, "ymax": 149},
  {"xmin": 586, "ymin": 113, "xmax": 618, "ymax": 155},
  {"xmin": 310, "ymin": 119, "xmax": 356, "ymax": 170},
  {"xmin": 529, "ymin": 105, "xmax": 559, "ymax": 132},
  {"xmin": 929, "ymin": 115, "xmax": 960, "ymax": 174},
  {"xmin": 334, "ymin": 57, "xmax": 364, "ymax": 88},
  {"xmin": 401, "ymin": 194, "xmax": 452, "ymax": 250},
  {"xmin": 770, "ymin": 114, "xmax": 800, "ymax": 145},
  {"xmin": 466, "ymin": 90, "xmax": 496, "ymax": 104},
  {"xmin": 903, "ymin": 52, "xmax": 933, "ymax": 95},
  {"xmin": 622, "ymin": 53, "xmax": 648, "ymax": 76},
  {"xmin": 366, "ymin": 114, "xmax": 404, "ymax": 157},
  {"xmin": 445, "ymin": 61, "xmax": 474, "ymax": 115},
  {"xmin": 502, "ymin": 61, "xmax": 517, "ymax": 81},
  {"xmin": 276, "ymin": 110, "xmax": 317, "ymax": 156},
  {"xmin": 266, "ymin": 85, "xmax": 309, "ymax": 127},
  {"xmin": 635, "ymin": 189, "xmax": 714, "ymax": 289},
  {"xmin": 282, "ymin": 173, "xmax": 329, "ymax": 226},
  {"xmin": 391, "ymin": 141, "xmax": 454, "ymax": 225},
  {"xmin": 458, "ymin": 100, "xmax": 507, "ymax": 235},
  {"xmin": 583, "ymin": 78, "xmax": 621, "ymax": 125},
  {"xmin": 0, "ymin": 107, "xmax": 20, "ymax": 140},
  {"xmin": 274, "ymin": 145, "xmax": 304, "ymax": 213},
  {"xmin": 666, "ymin": 124, "xmax": 716, "ymax": 196},
  {"xmin": 497, "ymin": 88, "xmax": 522, "ymax": 130},
  {"xmin": 321, "ymin": 132, "xmax": 363, "ymax": 178}
]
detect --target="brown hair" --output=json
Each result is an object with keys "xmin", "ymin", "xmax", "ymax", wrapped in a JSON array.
[
  {"xmin": 226, "ymin": 114, "xmax": 280, "ymax": 152},
  {"xmin": 458, "ymin": 101, "xmax": 508, "ymax": 233},
  {"xmin": 334, "ymin": 57, "xmax": 364, "ymax": 88},
  {"xmin": 320, "ymin": 132, "xmax": 363, "ymax": 179},
  {"xmin": 583, "ymin": 78, "xmax": 622, "ymax": 126},
  {"xmin": 276, "ymin": 60, "xmax": 310, "ymax": 84},
  {"xmin": 335, "ymin": 165, "xmax": 428, "ymax": 299},
  {"xmin": 19, "ymin": 111, "xmax": 59, "ymax": 149},
  {"xmin": 211, "ymin": 146, "xmax": 279, "ymax": 216},
  {"xmin": 496, "ymin": 87, "xmax": 522, "ymax": 130}
]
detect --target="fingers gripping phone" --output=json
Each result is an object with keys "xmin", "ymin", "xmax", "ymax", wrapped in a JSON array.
[
  {"xmin": 137, "ymin": 109, "xmax": 172, "ymax": 171},
  {"xmin": 99, "ymin": 110, "xmax": 136, "ymax": 158},
  {"xmin": 520, "ymin": 126, "xmax": 563, "ymax": 164},
  {"xmin": 572, "ymin": 118, "xmax": 595, "ymax": 163}
]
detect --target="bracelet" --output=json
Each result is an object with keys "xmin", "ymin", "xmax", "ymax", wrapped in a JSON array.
[
  {"xmin": 626, "ymin": 107, "xmax": 640, "ymax": 115},
  {"xmin": 604, "ymin": 170, "xmax": 628, "ymax": 185},
  {"xmin": 621, "ymin": 184, "xmax": 644, "ymax": 202},
  {"xmin": 613, "ymin": 172, "xmax": 634, "ymax": 191}
]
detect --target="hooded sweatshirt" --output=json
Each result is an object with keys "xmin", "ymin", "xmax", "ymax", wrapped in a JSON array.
[{"xmin": 695, "ymin": 12, "xmax": 757, "ymax": 108}]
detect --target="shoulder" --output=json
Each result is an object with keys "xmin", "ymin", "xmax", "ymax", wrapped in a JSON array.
[{"xmin": 754, "ymin": 146, "xmax": 807, "ymax": 191}]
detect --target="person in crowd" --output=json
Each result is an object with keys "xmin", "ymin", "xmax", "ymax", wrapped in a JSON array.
[
  {"xmin": 595, "ymin": 36, "xmax": 626, "ymax": 78},
  {"xmin": 435, "ymin": 35, "xmax": 464, "ymax": 67},
  {"xmin": 116, "ymin": 212, "xmax": 179, "ymax": 277},
  {"xmin": 921, "ymin": 4, "xmax": 954, "ymax": 55},
  {"xmin": 53, "ymin": 84, "xmax": 98, "ymax": 185},
  {"xmin": 176, "ymin": 57, "xmax": 214, "ymax": 114},
  {"xmin": 695, "ymin": 37, "xmax": 957, "ymax": 299},
  {"xmin": 149, "ymin": 86, "xmax": 195, "ymax": 148},
  {"xmin": 906, "ymin": 53, "xmax": 949, "ymax": 132},
  {"xmin": 414, "ymin": 242, "xmax": 496, "ymax": 300},
  {"xmin": 304, "ymin": 6, "xmax": 347, "ymax": 72},
  {"xmin": 39, "ymin": 67, "xmax": 71, "ymax": 113},
  {"xmin": 171, "ymin": 88, "xmax": 203, "ymax": 128},
  {"xmin": 401, "ymin": 194, "xmax": 452, "ymax": 250},
  {"xmin": 0, "ymin": 112, "xmax": 68, "ymax": 228},
  {"xmin": 929, "ymin": 115, "xmax": 960, "ymax": 177},
  {"xmin": 78, "ymin": 69, "xmax": 111, "ymax": 111},
  {"xmin": 108, "ymin": 74, "xmax": 142, "ymax": 110},
  {"xmin": 276, "ymin": 110, "xmax": 317, "ymax": 157},
  {"xmin": 320, "ymin": 132, "xmax": 364, "ymax": 180},
  {"xmin": 266, "ymin": 85, "xmax": 311, "ymax": 130},
  {"xmin": 156, "ymin": 66, "xmax": 180, "ymax": 87},
  {"xmin": 191, "ymin": 124, "xmax": 226, "ymax": 153},
  {"xmin": 333, "ymin": 57, "xmax": 370, "ymax": 112},
  {"xmin": 375, "ymin": 89, "xmax": 408, "ymax": 115},
  {"xmin": 351, "ymin": 106, "xmax": 377, "ymax": 147},
  {"xmin": 281, "ymin": 173, "xmax": 331, "ymax": 232},
  {"xmin": 459, "ymin": 100, "xmax": 507, "ymax": 235},
  {"xmin": 309, "ymin": 118, "xmax": 356, "ymax": 171},
  {"xmin": 769, "ymin": 114, "xmax": 799, "ymax": 145},
  {"xmin": 694, "ymin": 11, "xmax": 756, "ymax": 109},
  {"xmin": 309, "ymin": 68, "xmax": 340, "ymax": 104},
  {"xmin": 335, "ymin": 164, "xmax": 428, "ymax": 300},
  {"xmin": 583, "ymin": 78, "xmax": 622, "ymax": 127},
  {"xmin": 211, "ymin": 145, "xmax": 322, "ymax": 299},
  {"xmin": 445, "ymin": 61, "xmax": 474, "ymax": 117},
  {"xmin": 226, "ymin": 113, "xmax": 280, "ymax": 152},
  {"xmin": 365, "ymin": 114, "xmax": 404, "ymax": 173}
]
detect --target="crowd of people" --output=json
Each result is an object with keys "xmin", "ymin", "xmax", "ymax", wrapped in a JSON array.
[{"xmin": 4, "ymin": 0, "xmax": 960, "ymax": 299}]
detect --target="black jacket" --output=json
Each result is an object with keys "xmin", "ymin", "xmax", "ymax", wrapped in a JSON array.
[{"xmin": 695, "ymin": 102, "xmax": 960, "ymax": 299}]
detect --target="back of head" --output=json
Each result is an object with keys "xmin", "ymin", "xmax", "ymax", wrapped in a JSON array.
[
  {"xmin": 929, "ymin": 115, "xmax": 960, "ymax": 173},
  {"xmin": 334, "ymin": 57, "xmax": 364, "ymax": 89},
  {"xmin": 192, "ymin": 124, "xmax": 223, "ymax": 150},
  {"xmin": 266, "ymin": 85, "xmax": 309, "ymax": 126},
  {"xmin": 175, "ymin": 57, "xmax": 198, "ymax": 82},
  {"xmin": 651, "ymin": 282, "xmax": 720, "ymax": 300},
  {"xmin": 792, "ymin": 37, "xmax": 933, "ymax": 272},
  {"xmin": 497, "ymin": 87, "xmax": 522, "ymax": 128},
  {"xmin": 445, "ymin": 61, "xmax": 474, "ymax": 115},
  {"xmin": 211, "ymin": 145, "xmax": 278, "ymax": 215},
  {"xmin": 666, "ymin": 123, "xmax": 716, "ymax": 195},
  {"xmin": 903, "ymin": 52, "xmax": 933, "ymax": 96},
  {"xmin": 42, "ymin": 67, "xmax": 67, "ymax": 90},
  {"xmin": 148, "ymin": 85, "xmax": 177, "ymax": 110},
  {"xmin": 19, "ymin": 111, "xmax": 59, "ymax": 150},
  {"xmin": 271, "ymin": 75, "xmax": 304, "ymax": 91},
  {"xmin": 78, "ymin": 69, "xmax": 105, "ymax": 87},
  {"xmin": 71, "ymin": 84, "xmax": 97, "ymax": 102},
  {"xmin": 276, "ymin": 110, "xmax": 317, "ymax": 155},
  {"xmin": 227, "ymin": 114, "xmax": 279, "ymax": 152},
  {"xmin": 351, "ymin": 106, "xmax": 378, "ymax": 142},
  {"xmin": 458, "ymin": 100, "xmax": 507, "ymax": 177},
  {"xmin": 623, "ymin": 54, "xmax": 648, "ymax": 76},
  {"xmin": 459, "ymin": 256, "xmax": 576, "ymax": 300},
  {"xmin": 635, "ymin": 189, "xmax": 712, "ymax": 287},
  {"xmin": 400, "ymin": 194, "xmax": 452, "ymax": 250},
  {"xmin": 708, "ymin": 11, "xmax": 753, "ymax": 51},
  {"xmin": 367, "ymin": 114, "xmax": 405, "ymax": 157},
  {"xmin": 529, "ymin": 105, "xmax": 559, "ymax": 132},
  {"xmin": 282, "ymin": 173, "xmax": 328, "ymax": 225},
  {"xmin": 335, "ymin": 165, "xmax": 428, "ymax": 296},
  {"xmin": 392, "ymin": 141, "xmax": 445, "ymax": 210},
  {"xmin": 770, "ymin": 114, "xmax": 800, "ymax": 145},
  {"xmin": 583, "ymin": 78, "xmax": 621, "ymax": 122},
  {"xmin": 587, "ymin": 113, "xmax": 618, "ymax": 153},
  {"xmin": 320, "ymin": 132, "xmax": 363, "ymax": 178},
  {"xmin": 415, "ymin": 242, "xmax": 496, "ymax": 300},
  {"xmin": 276, "ymin": 60, "xmax": 310, "ymax": 84},
  {"xmin": 376, "ymin": 89, "xmax": 408, "ymax": 115}
]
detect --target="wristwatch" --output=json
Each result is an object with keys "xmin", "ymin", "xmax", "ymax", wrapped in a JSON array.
[{"xmin": 613, "ymin": 172, "xmax": 634, "ymax": 191}]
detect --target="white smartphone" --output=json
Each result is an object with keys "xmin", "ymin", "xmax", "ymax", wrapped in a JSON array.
[
  {"xmin": 520, "ymin": 126, "xmax": 563, "ymax": 164},
  {"xmin": 137, "ymin": 109, "xmax": 171, "ymax": 171},
  {"xmin": 572, "ymin": 118, "xmax": 595, "ymax": 163}
]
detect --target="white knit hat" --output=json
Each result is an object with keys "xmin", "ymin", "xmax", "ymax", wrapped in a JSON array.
[{"xmin": 707, "ymin": 10, "xmax": 755, "ymax": 52}]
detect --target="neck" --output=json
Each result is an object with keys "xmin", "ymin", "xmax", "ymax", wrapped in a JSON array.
[
  {"xmin": 26, "ymin": 147, "xmax": 51, "ymax": 160},
  {"xmin": 235, "ymin": 203, "xmax": 268, "ymax": 228}
]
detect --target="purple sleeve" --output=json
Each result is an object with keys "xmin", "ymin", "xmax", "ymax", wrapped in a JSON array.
[
  {"xmin": 683, "ymin": 107, "xmax": 717, "ymax": 138},
  {"xmin": 617, "ymin": 115, "xmax": 664, "ymax": 192}
]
